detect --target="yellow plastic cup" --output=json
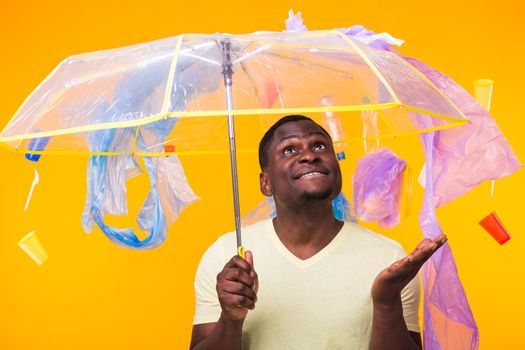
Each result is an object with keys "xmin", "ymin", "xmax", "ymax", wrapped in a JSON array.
[
  {"xmin": 18, "ymin": 231, "xmax": 48, "ymax": 265},
  {"xmin": 473, "ymin": 79, "xmax": 494, "ymax": 112}
]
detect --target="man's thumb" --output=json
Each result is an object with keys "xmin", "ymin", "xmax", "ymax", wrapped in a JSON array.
[{"xmin": 245, "ymin": 250, "xmax": 255, "ymax": 273}]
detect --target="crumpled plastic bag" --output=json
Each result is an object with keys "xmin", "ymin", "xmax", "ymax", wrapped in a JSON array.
[
  {"xmin": 418, "ymin": 127, "xmax": 480, "ymax": 350},
  {"xmin": 283, "ymin": 11, "xmax": 487, "ymax": 349},
  {"xmin": 80, "ymin": 50, "xmax": 219, "ymax": 249},
  {"xmin": 81, "ymin": 118, "xmax": 199, "ymax": 249},
  {"xmin": 353, "ymin": 148, "xmax": 406, "ymax": 228},
  {"xmin": 403, "ymin": 56, "xmax": 521, "ymax": 207}
]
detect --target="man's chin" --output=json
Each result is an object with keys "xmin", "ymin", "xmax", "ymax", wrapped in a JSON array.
[{"xmin": 299, "ymin": 188, "xmax": 333, "ymax": 202}]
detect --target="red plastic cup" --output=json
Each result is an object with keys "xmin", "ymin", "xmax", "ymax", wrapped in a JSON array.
[
  {"xmin": 164, "ymin": 145, "xmax": 175, "ymax": 153},
  {"xmin": 479, "ymin": 211, "xmax": 511, "ymax": 245}
]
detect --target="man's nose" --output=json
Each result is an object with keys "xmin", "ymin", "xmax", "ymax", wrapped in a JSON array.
[{"xmin": 298, "ymin": 148, "xmax": 319, "ymax": 163}]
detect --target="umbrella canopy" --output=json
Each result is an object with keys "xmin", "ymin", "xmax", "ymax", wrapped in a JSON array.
[
  {"xmin": 0, "ymin": 29, "xmax": 472, "ymax": 253},
  {"xmin": 0, "ymin": 30, "xmax": 468, "ymax": 157}
]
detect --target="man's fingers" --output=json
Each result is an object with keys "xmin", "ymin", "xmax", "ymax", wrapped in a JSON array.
[
  {"xmin": 218, "ymin": 279, "xmax": 257, "ymax": 310},
  {"xmin": 406, "ymin": 234, "xmax": 448, "ymax": 267},
  {"xmin": 245, "ymin": 250, "xmax": 255, "ymax": 277},
  {"xmin": 435, "ymin": 234, "xmax": 448, "ymax": 246},
  {"xmin": 225, "ymin": 255, "xmax": 253, "ymax": 274},
  {"xmin": 230, "ymin": 295, "xmax": 256, "ymax": 310},
  {"xmin": 221, "ymin": 267, "xmax": 254, "ymax": 287},
  {"xmin": 221, "ymin": 280, "xmax": 258, "ymax": 302}
]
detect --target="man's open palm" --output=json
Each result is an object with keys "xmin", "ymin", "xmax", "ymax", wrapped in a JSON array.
[{"xmin": 371, "ymin": 235, "xmax": 448, "ymax": 305}]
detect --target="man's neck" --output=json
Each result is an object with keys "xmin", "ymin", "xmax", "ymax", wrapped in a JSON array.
[{"xmin": 272, "ymin": 199, "xmax": 344, "ymax": 260}]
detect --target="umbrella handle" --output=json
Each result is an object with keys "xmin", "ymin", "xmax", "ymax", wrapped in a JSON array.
[
  {"xmin": 235, "ymin": 245, "xmax": 247, "ymax": 308},
  {"xmin": 237, "ymin": 245, "xmax": 245, "ymax": 259}
]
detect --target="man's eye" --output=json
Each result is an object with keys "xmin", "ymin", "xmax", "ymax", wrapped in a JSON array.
[
  {"xmin": 283, "ymin": 147, "xmax": 296, "ymax": 155},
  {"xmin": 314, "ymin": 143, "xmax": 326, "ymax": 151}
]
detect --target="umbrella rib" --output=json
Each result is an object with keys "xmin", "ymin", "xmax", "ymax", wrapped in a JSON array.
[
  {"xmin": 179, "ymin": 52, "xmax": 221, "ymax": 66},
  {"xmin": 130, "ymin": 126, "xmax": 140, "ymax": 155},
  {"xmin": 233, "ymin": 45, "xmax": 272, "ymax": 65},
  {"xmin": 1, "ymin": 57, "xmax": 67, "ymax": 150},
  {"xmin": 160, "ymin": 35, "xmax": 184, "ymax": 116},
  {"xmin": 0, "ymin": 102, "xmax": 470, "ymax": 144},
  {"xmin": 377, "ymin": 111, "xmax": 399, "ymax": 135},
  {"xmin": 264, "ymin": 51, "xmax": 355, "ymax": 80},
  {"xmin": 393, "ymin": 54, "xmax": 467, "ymax": 119},
  {"xmin": 61, "ymin": 41, "xmax": 217, "ymax": 88},
  {"xmin": 333, "ymin": 31, "xmax": 401, "ymax": 105},
  {"xmin": 5, "ymin": 118, "xmax": 465, "ymax": 157},
  {"xmin": 239, "ymin": 61, "xmax": 263, "ymax": 108}
]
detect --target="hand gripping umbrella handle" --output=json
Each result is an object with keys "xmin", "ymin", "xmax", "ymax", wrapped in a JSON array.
[{"xmin": 237, "ymin": 245, "xmax": 245, "ymax": 259}]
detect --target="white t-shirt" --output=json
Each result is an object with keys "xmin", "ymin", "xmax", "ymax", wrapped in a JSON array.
[{"xmin": 194, "ymin": 219, "xmax": 420, "ymax": 350}]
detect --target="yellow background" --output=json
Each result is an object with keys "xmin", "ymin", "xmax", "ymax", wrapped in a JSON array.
[{"xmin": 1, "ymin": 1, "xmax": 524, "ymax": 349}]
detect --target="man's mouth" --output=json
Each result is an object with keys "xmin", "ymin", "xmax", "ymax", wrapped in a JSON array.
[{"xmin": 295, "ymin": 170, "xmax": 328, "ymax": 179}]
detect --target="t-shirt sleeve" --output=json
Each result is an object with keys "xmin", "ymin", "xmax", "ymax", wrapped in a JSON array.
[
  {"xmin": 401, "ymin": 273, "xmax": 421, "ymax": 333},
  {"xmin": 193, "ymin": 239, "xmax": 226, "ymax": 325}
]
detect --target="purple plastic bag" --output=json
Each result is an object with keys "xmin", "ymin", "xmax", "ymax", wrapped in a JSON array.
[
  {"xmin": 404, "ymin": 57, "xmax": 521, "ymax": 207},
  {"xmin": 282, "ymin": 12, "xmax": 521, "ymax": 348},
  {"xmin": 284, "ymin": 9, "xmax": 308, "ymax": 32},
  {"xmin": 353, "ymin": 148, "xmax": 406, "ymax": 228},
  {"xmin": 419, "ymin": 128, "xmax": 480, "ymax": 349}
]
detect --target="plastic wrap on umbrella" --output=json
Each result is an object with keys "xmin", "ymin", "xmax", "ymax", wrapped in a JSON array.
[
  {"xmin": 353, "ymin": 148, "xmax": 406, "ymax": 228},
  {"xmin": 418, "ymin": 127, "xmax": 480, "ymax": 349},
  {"xmin": 241, "ymin": 192, "xmax": 356, "ymax": 226},
  {"xmin": 284, "ymin": 9, "xmax": 308, "ymax": 32},
  {"xmin": 81, "ymin": 118, "xmax": 199, "ymax": 249},
  {"xmin": 80, "ymin": 55, "xmax": 210, "ymax": 249},
  {"xmin": 403, "ymin": 57, "xmax": 521, "ymax": 207},
  {"xmin": 280, "ymin": 12, "xmax": 506, "ymax": 348},
  {"xmin": 284, "ymin": 10, "xmax": 405, "ymax": 50}
]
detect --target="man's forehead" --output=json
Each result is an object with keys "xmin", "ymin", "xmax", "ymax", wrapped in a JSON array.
[{"xmin": 272, "ymin": 120, "xmax": 329, "ymax": 143}]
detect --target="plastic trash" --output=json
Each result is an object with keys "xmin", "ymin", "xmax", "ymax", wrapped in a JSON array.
[
  {"xmin": 24, "ymin": 169, "xmax": 39, "ymax": 212},
  {"xmin": 360, "ymin": 97, "xmax": 380, "ymax": 154},
  {"xmin": 320, "ymin": 96, "xmax": 347, "ymax": 160},
  {"xmin": 479, "ymin": 211, "xmax": 511, "ymax": 245},
  {"xmin": 82, "ymin": 118, "xmax": 199, "ymax": 249},
  {"xmin": 79, "ymin": 49, "xmax": 218, "ymax": 249},
  {"xmin": 402, "ymin": 57, "xmax": 520, "ymax": 208},
  {"xmin": 353, "ymin": 148, "xmax": 406, "ymax": 228},
  {"xmin": 418, "ymin": 128, "xmax": 480, "ymax": 350},
  {"xmin": 18, "ymin": 231, "xmax": 48, "ymax": 265},
  {"xmin": 25, "ymin": 135, "xmax": 50, "ymax": 162},
  {"xmin": 473, "ymin": 79, "xmax": 494, "ymax": 111}
]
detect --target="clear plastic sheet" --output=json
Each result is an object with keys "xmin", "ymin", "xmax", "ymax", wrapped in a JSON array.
[
  {"xmin": 419, "ymin": 129, "xmax": 479, "ymax": 349},
  {"xmin": 403, "ymin": 57, "xmax": 521, "ymax": 207},
  {"xmin": 1, "ymin": 31, "xmax": 468, "ymax": 154},
  {"xmin": 281, "ymin": 13, "xmax": 491, "ymax": 349},
  {"xmin": 80, "ymin": 67, "xmax": 201, "ymax": 249},
  {"xmin": 352, "ymin": 148, "xmax": 406, "ymax": 228},
  {"xmin": 82, "ymin": 118, "xmax": 198, "ymax": 249}
]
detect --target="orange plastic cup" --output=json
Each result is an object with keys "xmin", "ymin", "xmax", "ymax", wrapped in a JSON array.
[
  {"xmin": 164, "ymin": 144, "xmax": 175, "ymax": 153},
  {"xmin": 479, "ymin": 211, "xmax": 511, "ymax": 245}
]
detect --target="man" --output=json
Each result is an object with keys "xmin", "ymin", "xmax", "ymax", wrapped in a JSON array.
[{"xmin": 190, "ymin": 115, "xmax": 446, "ymax": 349}]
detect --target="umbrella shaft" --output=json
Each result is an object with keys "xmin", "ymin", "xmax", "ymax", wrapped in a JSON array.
[
  {"xmin": 228, "ymin": 124, "xmax": 242, "ymax": 249},
  {"xmin": 221, "ymin": 39, "xmax": 242, "ymax": 251},
  {"xmin": 224, "ymin": 74, "xmax": 242, "ymax": 251}
]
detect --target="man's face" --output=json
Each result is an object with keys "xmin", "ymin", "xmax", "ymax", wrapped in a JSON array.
[{"xmin": 260, "ymin": 119, "xmax": 342, "ymax": 206}]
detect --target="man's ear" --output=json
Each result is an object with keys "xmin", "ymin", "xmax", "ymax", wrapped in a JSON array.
[{"xmin": 259, "ymin": 172, "xmax": 273, "ymax": 197}]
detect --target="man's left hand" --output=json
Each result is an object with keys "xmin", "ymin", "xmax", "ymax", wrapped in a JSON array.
[{"xmin": 371, "ymin": 234, "xmax": 448, "ymax": 306}]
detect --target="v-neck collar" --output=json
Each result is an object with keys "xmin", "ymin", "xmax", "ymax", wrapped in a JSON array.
[{"xmin": 264, "ymin": 219, "xmax": 347, "ymax": 269}]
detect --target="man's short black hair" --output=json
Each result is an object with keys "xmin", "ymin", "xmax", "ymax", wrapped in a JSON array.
[{"xmin": 258, "ymin": 115, "xmax": 331, "ymax": 170}]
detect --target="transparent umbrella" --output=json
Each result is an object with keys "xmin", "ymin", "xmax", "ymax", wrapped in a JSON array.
[{"xmin": 0, "ymin": 30, "xmax": 469, "ymax": 253}]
